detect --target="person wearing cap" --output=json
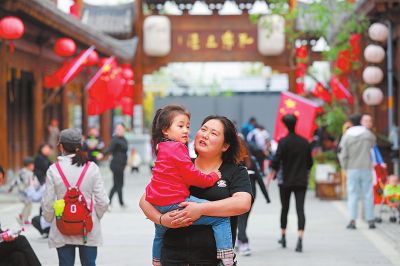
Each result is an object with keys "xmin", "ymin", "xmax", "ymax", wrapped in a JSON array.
[
  {"xmin": 41, "ymin": 128, "xmax": 109, "ymax": 266},
  {"xmin": 8, "ymin": 157, "xmax": 36, "ymax": 225}
]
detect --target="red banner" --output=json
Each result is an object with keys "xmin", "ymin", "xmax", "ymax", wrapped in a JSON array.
[
  {"xmin": 45, "ymin": 46, "xmax": 95, "ymax": 89},
  {"xmin": 274, "ymin": 92, "xmax": 320, "ymax": 142}
]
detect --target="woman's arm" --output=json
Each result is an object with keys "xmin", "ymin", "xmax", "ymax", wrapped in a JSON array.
[
  {"xmin": 139, "ymin": 193, "xmax": 192, "ymax": 228},
  {"xmin": 177, "ymin": 192, "xmax": 251, "ymax": 223}
]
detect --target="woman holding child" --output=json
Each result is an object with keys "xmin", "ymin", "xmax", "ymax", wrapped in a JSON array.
[{"xmin": 140, "ymin": 105, "xmax": 252, "ymax": 266}]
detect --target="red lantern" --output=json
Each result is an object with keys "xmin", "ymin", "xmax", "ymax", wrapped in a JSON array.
[
  {"xmin": 295, "ymin": 45, "xmax": 308, "ymax": 59},
  {"xmin": 349, "ymin": 33, "xmax": 361, "ymax": 62},
  {"xmin": 85, "ymin": 50, "xmax": 99, "ymax": 66},
  {"xmin": 0, "ymin": 16, "xmax": 24, "ymax": 40},
  {"xmin": 336, "ymin": 50, "xmax": 351, "ymax": 74},
  {"xmin": 295, "ymin": 63, "xmax": 307, "ymax": 77},
  {"xmin": 54, "ymin": 38, "xmax": 76, "ymax": 57},
  {"xmin": 121, "ymin": 66, "xmax": 134, "ymax": 80}
]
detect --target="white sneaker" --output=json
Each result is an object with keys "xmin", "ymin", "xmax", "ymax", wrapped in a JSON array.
[{"xmin": 239, "ymin": 243, "xmax": 251, "ymax": 256}]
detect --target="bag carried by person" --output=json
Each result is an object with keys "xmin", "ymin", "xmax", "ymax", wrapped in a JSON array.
[{"xmin": 55, "ymin": 162, "xmax": 93, "ymax": 243}]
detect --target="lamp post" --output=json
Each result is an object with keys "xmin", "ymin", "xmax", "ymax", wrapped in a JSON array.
[{"xmin": 386, "ymin": 20, "xmax": 399, "ymax": 176}]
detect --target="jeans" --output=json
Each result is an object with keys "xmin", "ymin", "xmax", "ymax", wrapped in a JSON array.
[
  {"xmin": 57, "ymin": 245, "xmax": 97, "ymax": 266},
  {"xmin": 346, "ymin": 169, "xmax": 374, "ymax": 221},
  {"xmin": 153, "ymin": 196, "xmax": 232, "ymax": 260}
]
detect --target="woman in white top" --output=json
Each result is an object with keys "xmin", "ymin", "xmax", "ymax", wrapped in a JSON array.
[{"xmin": 42, "ymin": 128, "xmax": 109, "ymax": 266}]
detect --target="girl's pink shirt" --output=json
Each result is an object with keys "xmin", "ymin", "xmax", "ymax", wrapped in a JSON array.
[{"xmin": 145, "ymin": 141, "xmax": 219, "ymax": 206}]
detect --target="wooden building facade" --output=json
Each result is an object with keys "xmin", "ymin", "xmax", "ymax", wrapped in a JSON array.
[{"xmin": 0, "ymin": 0, "xmax": 136, "ymax": 170}]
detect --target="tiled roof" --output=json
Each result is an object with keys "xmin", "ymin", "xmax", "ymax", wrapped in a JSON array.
[
  {"xmin": 2, "ymin": 0, "xmax": 136, "ymax": 61},
  {"xmin": 81, "ymin": 3, "xmax": 135, "ymax": 39}
]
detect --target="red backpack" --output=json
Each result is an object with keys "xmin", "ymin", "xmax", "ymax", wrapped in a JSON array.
[{"xmin": 55, "ymin": 162, "xmax": 93, "ymax": 243}]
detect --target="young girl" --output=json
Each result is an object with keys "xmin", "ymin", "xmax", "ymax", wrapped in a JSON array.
[{"xmin": 145, "ymin": 105, "xmax": 235, "ymax": 266}]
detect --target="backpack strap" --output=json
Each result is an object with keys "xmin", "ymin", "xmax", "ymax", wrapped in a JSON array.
[
  {"xmin": 55, "ymin": 162, "xmax": 71, "ymax": 188},
  {"xmin": 75, "ymin": 162, "xmax": 91, "ymax": 188},
  {"xmin": 76, "ymin": 162, "xmax": 93, "ymax": 212}
]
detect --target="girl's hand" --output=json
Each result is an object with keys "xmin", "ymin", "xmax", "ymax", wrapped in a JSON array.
[
  {"xmin": 161, "ymin": 210, "xmax": 192, "ymax": 228},
  {"xmin": 177, "ymin": 201, "xmax": 203, "ymax": 222}
]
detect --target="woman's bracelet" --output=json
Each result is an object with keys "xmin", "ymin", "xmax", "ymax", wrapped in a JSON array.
[{"xmin": 159, "ymin": 214, "xmax": 164, "ymax": 226}]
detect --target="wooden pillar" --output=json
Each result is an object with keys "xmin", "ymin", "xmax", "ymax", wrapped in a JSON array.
[
  {"xmin": 82, "ymin": 85, "xmax": 88, "ymax": 135},
  {"xmin": 100, "ymin": 111, "xmax": 112, "ymax": 147},
  {"xmin": 62, "ymin": 85, "xmax": 69, "ymax": 129},
  {"xmin": 133, "ymin": 0, "xmax": 144, "ymax": 107},
  {"xmin": 33, "ymin": 60, "xmax": 44, "ymax": 154},
  {"xmin": 0, "ymin": 43, "xmax": 8, "ymax": 169}
]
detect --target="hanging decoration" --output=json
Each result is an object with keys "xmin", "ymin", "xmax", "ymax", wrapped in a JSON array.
[
  {"xmin": 0, "ymin": 16, "xmax": 25, "ymax": 53},
  {"xmin": 364, "ymin": 44, "xmax": 385, "ymax": 64},
  {"xmin": 294, "ymin": 45, "xmax": 308, "ymax": 95},
  {"xmin": 257, "ymin": 15, "xmax": 285, "ymax": 56},
  {"xmin": 368, "ymin": 23, "xmax": 389, "ymax": 43},
  {"xmin": 362, "ymin": 66, "xmax": 384, "ymax": 85},
  {"xmin": 362, "ymin": 87, "xmax": 384, "ymax": 106},
  {"xmin": 54, "ymin": 38, "xmax": 77, "ymax": 57},
  {"xmin": 84, "ymin": 50, "xmax": 99, "ymax": 66}
]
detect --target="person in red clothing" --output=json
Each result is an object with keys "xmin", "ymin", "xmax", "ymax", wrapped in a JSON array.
[{"xmin": 145, "ymin": 105, "xmax": 235, "ymax": 266}]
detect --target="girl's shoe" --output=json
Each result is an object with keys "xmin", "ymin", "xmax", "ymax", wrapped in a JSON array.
[
  {"xmin": 278, "ymin": 236, "xmax": 286, "ymax": 248},
  {"xmin": 295, "ymin": 238, "xmax": 302, "ymax": 252}
]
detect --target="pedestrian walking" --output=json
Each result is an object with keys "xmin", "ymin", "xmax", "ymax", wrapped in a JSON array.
[
  {"xmin": 140, "ymin": 115, "xmax": 252, "ymax": 266},
  {"xmin": 8, "ymin": 157, "xmax": 36, "ymax": 225},
  {"xmin": 267, "ymin": 114, "xmax": 313, "ymax": 252},
  {"xmin": 41, "ymin": 128, "xmax": 109, "ymax": 266},
  {"xmin": 102, "ymin": 124, "xmax": 128, "ymax": 208},
  {"xmin": 338, "ymin": 114, "xmax": 377, "ymax": 229},
  {"xmin": 236, "ymin": 137, "xmax": 270, "ymax": 256},
  {"xmin": 82, "ymin": 127, "xmax": 104, "ymax": 165},
  {"xmin": 48, "ymin": 118, "xmax": 60, "ymax": 158},
  {"xmin": 34, "ymin": 143, "xmax": 53, "ymax": 185},
  {"xmin": 240, "ymin": 117, "xmax": 257, "ymax": 140}
]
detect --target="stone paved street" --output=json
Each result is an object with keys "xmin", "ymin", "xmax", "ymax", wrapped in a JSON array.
[{"xmin": 1, "ymin": 166, "xmax": 400, "ymax": 266}]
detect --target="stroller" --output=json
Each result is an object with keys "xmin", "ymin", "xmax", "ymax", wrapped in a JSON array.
[{"xmin": 375, "ymin": 175, "xmax": 400, "ymax": 223}]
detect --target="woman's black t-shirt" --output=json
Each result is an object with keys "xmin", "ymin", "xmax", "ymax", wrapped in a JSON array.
[{"xmin": 160, "ymin": 161, "xmax": 252, "ymax": 266}]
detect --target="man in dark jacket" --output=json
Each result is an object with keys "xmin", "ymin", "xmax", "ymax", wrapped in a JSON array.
[
  {"xmin": 34, "ymin": 144, "xmax": 52, "ymax": 185},
  {"xmin": 101, "ymin": 123, "xmax": 128, "ymax": 208},
  {"xmin": 267, "ymin": 114, "xmax": 313, "ymax": 253}
]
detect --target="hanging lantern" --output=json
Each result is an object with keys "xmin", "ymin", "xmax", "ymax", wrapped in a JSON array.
[
  {"xmin": 0, "ymin": 16, "xmax": 24, "ymax": 40},
  {"xmin": 349, "ymin": 33, "xmax": 361, "ymax": 62},
  {"xmin": 368, "ymin": 23, "xmax": 389, "ymax": 43},
  {"xmin": 144, "ymin": 16, "xmax": 171, "ymax": 56},
  {"xmin": 258, "ymin": 15, "xmax": 285, "ymax": 56},
  {"xmin": 336, "ymin": 50, "xmax": 351, "ymax": 73},
  {"xmin": 121, "ymin": 65, "xmax": 134, "ymax": 80},
  {"xmin": 362, "ymin": 87, "xmax": 384, "ymax": 106},
  {"xmin": 295, "ymin": 45, "xmax": 308, "ymax": 59},
  {"xmin": 362, "ymin": 66, "xmax": 384, "ymax": 85},
  {"xmin": 364, "ymin": 44, "xmax": 385, "ymax": 64},
  {"xmin": 84, "ymin": 50, "xmax": 99, "ymax": 66},
  {"xmin": 54, "ymin": 38, "xmax": 76, "ymax": 57}
]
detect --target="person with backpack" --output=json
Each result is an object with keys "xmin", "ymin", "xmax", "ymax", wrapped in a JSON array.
[{"xmin": 41, "ymin": 129, "xmax": 109, "ymax": 266}]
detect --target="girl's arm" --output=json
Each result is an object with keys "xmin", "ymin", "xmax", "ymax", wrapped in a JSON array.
[
  {"xmin": 176, "ymin": 192, "xmax": 251, "ymax": 224},
  {"xmin": 139, "ymin": 193, "xmax": 192, "ymax": 228}
]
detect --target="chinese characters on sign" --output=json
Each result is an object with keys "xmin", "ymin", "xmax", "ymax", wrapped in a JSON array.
[{"xmin": 174, "ymin": 30, "xmax": 257, "ymax": 52}]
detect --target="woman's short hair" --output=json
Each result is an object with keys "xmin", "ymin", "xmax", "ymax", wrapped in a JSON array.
[
  {"xmin": 201, "ymin": 116, "xmax": 240, "ymax": 164},
  {"xmin": 282, "ymin": 114, "xmax": 297, "ymax": 132}
]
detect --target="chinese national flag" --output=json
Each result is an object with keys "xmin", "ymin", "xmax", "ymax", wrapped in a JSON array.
[
  {"xmin": 87, "ymin": 97, "xmax": 106, "ymax": 116},
  {"xmin": 330, "ymin": 75, "xmax": 354, "ymax": 104},
  {"xmin": 45, "ymin": 46, "xmax": 95, "ymax": 89},
  {"xmin": 86, "ymin": 57, "xmax": 125, "ymax": 113},
  {"xmin": 312, "ymin": 82, "xmax": 332, "ymax": 103},
  {"xmin": 273, "ymin": 92, "xmax": 320, "ymax": 142},
  {"xmin": 118, "ymin": 97, "xmax": 134, "ymax": 116}
]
